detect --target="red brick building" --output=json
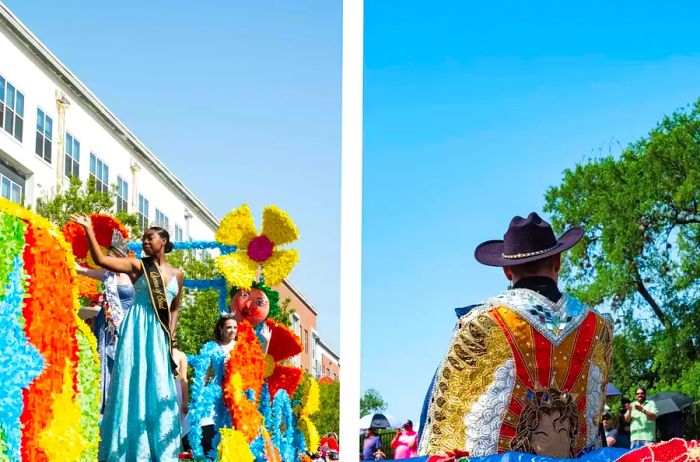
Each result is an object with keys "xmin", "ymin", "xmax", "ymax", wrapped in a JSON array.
[{"xmin": 274, "ymin": 279, "xmax": 339, "ymax": 381}]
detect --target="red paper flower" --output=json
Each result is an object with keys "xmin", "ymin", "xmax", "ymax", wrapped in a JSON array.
[
  {"xmin": 62, "ymin": 214, "xmax": 128, "ymax": 263},
  {"xmin": 263, "ymin": 319, "xmax": 303, "ymax": 398}
]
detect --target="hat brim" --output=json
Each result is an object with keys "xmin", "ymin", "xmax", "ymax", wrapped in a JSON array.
[{"xmin": 474, "ymin": 226, "xmax": 584, "ymax": 267}]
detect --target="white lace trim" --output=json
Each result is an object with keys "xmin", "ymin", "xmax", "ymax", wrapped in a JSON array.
[
  {"xmin": 464, "ymin": 359, "xmax": 515, "ymax": 456},
  {"xmin": 585, "ymin": 364, "xmax": 604, "ymax": 448}
]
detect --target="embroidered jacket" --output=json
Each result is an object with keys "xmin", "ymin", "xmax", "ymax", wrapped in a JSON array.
[{"xmin": 418, "ymin": 289, "xmax": 613, "ymax": 457}]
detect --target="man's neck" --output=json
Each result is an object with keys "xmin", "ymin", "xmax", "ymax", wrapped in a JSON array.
[{"xmin": 512, "ymin": 276, "xmax": 562, "ymax": 303}]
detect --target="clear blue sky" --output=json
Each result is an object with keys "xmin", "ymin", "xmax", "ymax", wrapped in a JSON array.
[
  {"xmin": 362, "ymin": 0, "xmax": 700, "ymax": 424},
  {"xmin": 4, "ymin": 0, "xmax": 341, "ymax": 351}
]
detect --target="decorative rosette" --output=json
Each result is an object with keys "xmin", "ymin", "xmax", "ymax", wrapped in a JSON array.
[
  {"xmin": 62, "ymin": 214, "xmax": 129, "ymax": 268},
  {"xmin": 215, "ymin": 205, "xmax": 299, "ymax": 289},
  {"xmin": 263, "ymin": 320, "xmax": 303, "ymax": 399}
]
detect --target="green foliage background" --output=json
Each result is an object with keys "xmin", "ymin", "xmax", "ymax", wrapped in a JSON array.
[
  {"xmin": 545, "ymin": 98, "xmax": 700, "ymax": 401},
  {"xmin": 360, "ymin": 388, "xmax": 387, "ymax": 417}
]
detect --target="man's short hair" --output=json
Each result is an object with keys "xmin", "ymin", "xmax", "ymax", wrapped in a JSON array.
[{"xmin": 508, "ymin": 256, "xmax": 557, "ymax": 277}]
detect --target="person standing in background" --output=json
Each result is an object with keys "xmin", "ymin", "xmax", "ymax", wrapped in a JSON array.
[{"xmin": 625, "ymin": 387, "xmax": 658, "ymax": 449}]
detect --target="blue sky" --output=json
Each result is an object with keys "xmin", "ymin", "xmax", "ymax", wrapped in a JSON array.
[
  {"xmin": 4, "ymin": 0, "xmax": 341, "ymax": 351},
  {"xmin": 362, "ymin": 0, "xmax": 700, "ymax": 423}
]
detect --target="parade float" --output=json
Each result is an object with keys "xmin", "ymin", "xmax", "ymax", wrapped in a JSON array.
[
  {"xmin": 0, "ymin": 199, "xmax": 320, "ymax": 462},
  {"xmin": 0, "ymin": 197, "xmax": 100, "ymax": 462}
]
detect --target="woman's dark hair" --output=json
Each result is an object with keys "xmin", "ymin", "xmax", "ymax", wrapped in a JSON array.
[
  {"xmin": 214, "ymin": 314, "xmax": 237, "ymax": 343},
  {"xmin": 148, "ymin": 227, "xmax": 174, "ymax": 253}
]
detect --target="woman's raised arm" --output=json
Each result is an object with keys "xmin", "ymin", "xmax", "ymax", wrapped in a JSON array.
[{"xmin": 69, "ymin": 213, "xmax": 141, "ymax": 274}]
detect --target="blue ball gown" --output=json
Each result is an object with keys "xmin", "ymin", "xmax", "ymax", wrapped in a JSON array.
[{"xmin": 98, "ymin": 275, "xmax": 181, "ymax": 461}]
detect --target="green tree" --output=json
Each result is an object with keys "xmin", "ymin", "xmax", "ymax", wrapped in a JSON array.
[
  {"xmin": 36, "ymin": 176, "xmax": 140, "ymax": 235},
  {"xmin": 276, "ymin": 296, "xmax": 294, "ymax": 328},
  {"xmin": 544, "ymin": 98, "xmax": 700, "ymax": 399},
  {"xmin": 315, "ymin": 380, "xmax": 340, "ymax": 437},
  {"xmin": 168, "ymin": 250, "xmax": 223, "ymax": 355},
  {"xmin": 293, "ymin": 374, "xmax": 340, "ymax": 443},
  {"xmin": 360, "ymin": 388, "xmax": 387, "ymax": 417}
]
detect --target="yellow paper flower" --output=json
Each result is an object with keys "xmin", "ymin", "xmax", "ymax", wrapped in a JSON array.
[
  {"xmin": 215, "ymin": 205, "xmax": 299, "ymax": 289},
  {"xmin": 217, "ymin": 428, "xmax": 255, "ymax": 462},
  {"xmin": 297, "ymin": 380, "xmax": 320, "ymax": 451},
  {"xmin": 38, "ymin": 366, "xmax": 88, "ymax": 462},
  {"xmin": 302, "ymin": 379, "xmax": 320, "ymax": 416},
  {"xmin": 298, "ymin": 417, "xmax": 320, "ymax": 454}
]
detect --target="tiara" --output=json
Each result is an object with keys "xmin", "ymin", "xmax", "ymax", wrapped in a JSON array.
[{"xmin": 110, "ymin": 229, "xmax": 129, "ymax": 255}]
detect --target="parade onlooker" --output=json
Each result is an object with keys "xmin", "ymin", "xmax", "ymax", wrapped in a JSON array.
[
  {"xmin": 602, "ymin": 414, "xmax": 617, "ymax": 447},
  {"xmin": 361, "ymin": 428, "xmax": 382, "ymax": 460},
  {"xmin": 625, "ymin": 387, "xmax": 658, "ymax": 449},
  {"xmin": 391, "ymin": 420, "xmax": 418, "ymax": 459},
  {"xmin": 320, "ymin": 432, "xmax": 339, "ymax": 460}
]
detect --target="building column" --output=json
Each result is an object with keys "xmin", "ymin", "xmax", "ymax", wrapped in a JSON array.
[
  {"xmin": 184, "ymin": 208, "xmax": 193, "ymax": 241},
  {"xmin": 130, "ymin": 159, "xmax": 140, "ymax": 212},
  {"xmin": 54, "ymin": 91, "xmax": 70, "ymax": 191}
]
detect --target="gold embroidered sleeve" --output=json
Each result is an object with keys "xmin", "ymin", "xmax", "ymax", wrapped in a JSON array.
[{"xmin": 419, "ymin": 309, "xmax": 512, "ymax": 455}]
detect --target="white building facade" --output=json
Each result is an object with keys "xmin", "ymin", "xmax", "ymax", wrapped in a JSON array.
[
  {"xmin": 0, "ymin": 3, "xmax": 217, "ymax": 240},
  {"xmin": 315, "ymin": 335, "xmax": 340, "ymax": 381}
]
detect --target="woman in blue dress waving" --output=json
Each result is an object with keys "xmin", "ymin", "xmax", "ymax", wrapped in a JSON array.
[{"xmin": 71, "ymin": 214, "xmax": 184, "ymax": 461}]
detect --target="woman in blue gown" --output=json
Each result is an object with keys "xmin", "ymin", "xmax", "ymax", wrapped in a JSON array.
[{"xmin": 71, "ymin": 214, "xmax": 184, "ymax": 461}]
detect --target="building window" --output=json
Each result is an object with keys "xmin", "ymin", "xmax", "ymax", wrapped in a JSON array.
[
  {"xmin": 65, "ymin": 132, "xmax": 80, "ymax": 178},
  {"xmin": 89, "ymin": 153, "xmax": 109, "ymax": 193},
  {"xmin": 0, "ymin": 75, "xmax": 24, "ymax": 142},
  {"xmin": 1, "ymin": 173, "xmax": 22, "ymax": 204},
  {"xmin": 138, "ymin": 194, "xmax": 149, "ymax": 231},
  {"xmin": 303, "ymin": 329, "xmax": 309, "ymax": 353},
  {"xmin": 116, "ymin": 177, "xmax": 129, "ymax": 213},
  {"xmin": 174, "ymin": 224, "xmax": 183, "ymax": 242},
  {"xmin": 155, "ymin": 208, "xmax": 169, "ymax": 230},
  {"xmin": 35, "ymin": 108, "xmax": 52, "ymax": 163}
]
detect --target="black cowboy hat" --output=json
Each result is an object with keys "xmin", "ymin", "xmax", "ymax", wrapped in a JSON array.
[{"xmin": 474, "ymin": 212, "xmax": 583, "ymax": 267}]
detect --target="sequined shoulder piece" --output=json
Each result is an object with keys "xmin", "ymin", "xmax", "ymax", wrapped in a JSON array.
[{"xmin": 484, "ymin": 289, "xmax": 590, "ymax": 346}]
